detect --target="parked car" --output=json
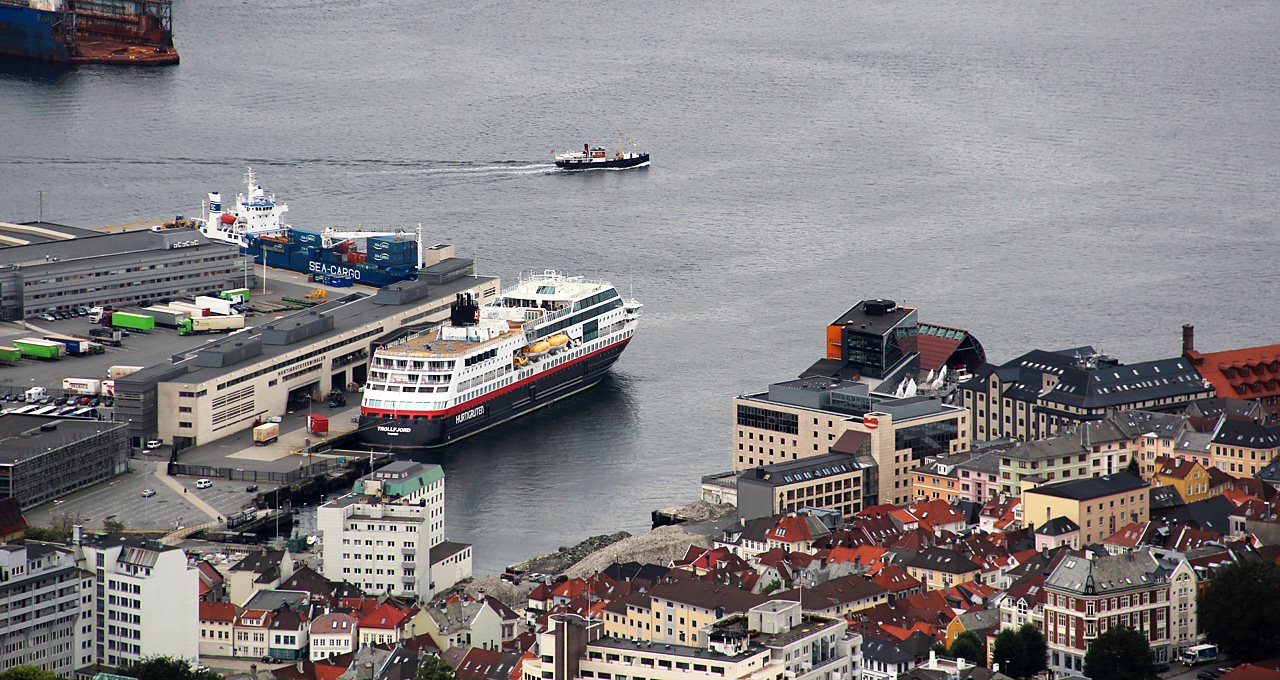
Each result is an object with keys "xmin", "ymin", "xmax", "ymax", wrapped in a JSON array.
[
  {"xmin": 140, "ymin": 489, "xmax": 156, "ymax": 498},
  {"xmin": 77, "ymin": 397, "xmax": 91, "ymax": 405},
  {"xmin": 89, "ymin": 397, "xmax": 99, "ymax": 407},
  {"xmin": 196, "ymin": 478, "xmax": 213, "ymax": 489},
  {"xmin": 145, "ymin": 440, "xmax": 162, "ymax": 450},
  {"xmin": 246, "ymin": 484, "xmax": 259, "ymax": 492},
  {"xmin": 40, "ymin": 314, "xmax": 56, "ymax": 322}
]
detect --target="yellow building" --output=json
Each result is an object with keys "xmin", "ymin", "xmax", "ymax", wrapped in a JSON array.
[
  {"xmin": 1152, "ymin": 457, "xmax": 1211, "ymax": 503},
  {"xmin": 601, "ymin": 580, "xmax": 767, "ymax": 645},
  {"xmin": 903, "ymin": 547, "xmax": 982, "ymax": 592},
  {"xmin": 1022, "ymin": 473, "xmax": 1149, "ymax": 545}
]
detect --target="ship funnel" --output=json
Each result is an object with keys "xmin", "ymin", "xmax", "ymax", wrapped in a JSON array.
[
  {"xmin": 208, "ymin": 192, "xmax": 222, "ymax": 213},
  {"xmin": 450, "ymin": 293, "xmax": 480, "ymax": 327}
]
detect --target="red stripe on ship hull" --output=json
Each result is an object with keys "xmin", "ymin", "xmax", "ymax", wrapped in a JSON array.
[{"xmin": 361, "ymin": 336, "xmax": 631, "ymax": 419}]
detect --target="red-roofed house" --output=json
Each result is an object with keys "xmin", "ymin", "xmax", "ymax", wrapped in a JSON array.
[
  {"xmin": 197, "ymin": 560, "xmax": 226, "ymax": 602},
  {"xmin": 199, "ymin": 601, "xmax": 237, "ymax": 657},
  {"xmin": 358, "ymin": 602, "xmax": 411, "ymax": 646},
  {"xmin": 1217, "ymin": 661, "xmax": 1280, "ymax": 680},
  {"xmin": 870, "ymin": 564, "xmax": 923, "ymax": 601},
  {"xmin": 233, "ymin": 609, "xmax": 273, "ymax": 659},
  {"xmin": 764, "ymin": 515, "xmax": 831, "ymax": 552},
  {"xmin": 310, "ymin": 612, "xmax": 358, "ymax": 661},
  {"xmin": 908, "ymin": 500, "xmax": 968, "ymax": 533},
  {"xmin": 828, "ymin": 545, "xmax": 887, "ymax": 568},
  {"xmin": 1102, "ymin": 522, "xmax": 1153, "ymax": 554}
]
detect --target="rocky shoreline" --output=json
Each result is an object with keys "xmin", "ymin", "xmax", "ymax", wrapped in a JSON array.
[{"xmin": 506, "ymin": 531, "xmax": 633, "ymax": 575}]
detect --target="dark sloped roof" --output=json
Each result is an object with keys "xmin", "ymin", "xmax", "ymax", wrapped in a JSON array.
[
  {"xmin": 905, "ymin": 547, "xmax": 980, "ymax": 574},
  {"xmin": 0, "ymin": 497, "xmax": 27, "ymax": 536},
  {"xmin": 1036, "ymin": 517, "xmax": 1079, "ymax": 536},
  {"xmin": 862, "ymin": 636, "xmax": 914, "ymax": 664},
  {"xmin": 1026, "ymin": 473, "xmax": 1146, "ymax": 501}
]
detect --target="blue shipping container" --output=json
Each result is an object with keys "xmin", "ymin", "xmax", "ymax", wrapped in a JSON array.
[{"xmin": 293, "ymin": 230, "xmax": 321, "ymax": 245}]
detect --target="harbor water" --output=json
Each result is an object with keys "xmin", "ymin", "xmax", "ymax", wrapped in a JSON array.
[{"xmin": 2, "ymin": 0, "xmax": 1279, "ymax": 573}]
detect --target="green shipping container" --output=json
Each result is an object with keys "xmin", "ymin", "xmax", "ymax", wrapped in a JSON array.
[
  {"xmin": 14, "ymin": 339, "xmax": 61, "ymax": 359},
  {"xmin": 111, "ymin": 313, "xmax": 156, "ymax": 330}
]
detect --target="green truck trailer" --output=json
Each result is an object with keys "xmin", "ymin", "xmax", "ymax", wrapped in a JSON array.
[
  {"xmin": 221, "ymin": 288, "xmax": 252, "ymax": 303},
  {"xmin": 0, "ymin": 346, "xmax": 21, "ymax": 364},
  {"xmin": 108, "ymin": 312, "xmax": 156, "ymax": 331},
  {"xmin": 14, "ymin": 338, "xmax": 63, "ymax": 359}
]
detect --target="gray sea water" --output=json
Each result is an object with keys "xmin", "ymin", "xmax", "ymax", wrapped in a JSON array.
[{"xmin": 2, "ymin": 0, "xmax": 1279, "ymax": 573}]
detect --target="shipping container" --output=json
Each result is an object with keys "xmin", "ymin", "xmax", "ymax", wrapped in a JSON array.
[
  {"xmin": 221, "ymin": 288, "xmax": 252, "ymax": 303},
  {"xmin": 141, "ymin": 306, "xmax": 188, "ymax": 327},
  {"xmin": 194, "ymin": 296, "xmax": 236, "ymax": 316},
  {"xmin": 307, "ymin": 413, "xmax": 329, "ymax": 435},
  {"xmin": 110, "ymin": 312, "xmax": 156, "ymax": 330},
  {"xmin": 14, "ymin": 338, "xmax": 63, "ymax": 359},
  {"xmin": 168, "ymin": 301, "xmax": 205, "ymax": 318},
  {"xmin": 108, "ymin": 366, "xmax": 144, "ymax": 380},
  {"xmin": 253, "ymin": 422, "xmax": 279, "ymax": 445},
  {"xmin": 62, "ymin": 378, "xmax": 102, "ymax": 395},
  {"xmin": 44, "ymin": 334, "xmax": 94, "ymax": 355}
]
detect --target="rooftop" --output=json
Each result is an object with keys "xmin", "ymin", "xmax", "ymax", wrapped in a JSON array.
[
  {"xmin": 1025, "ymin": 473, "xmax": 1146, "ymax": 502},
  {"xmin": 831, "ymin": 300, "xmax": 917, "ymax": 337},
  {"xmin": 738, "ymin": 452, "xmax": 869, "ymax": 489},
  {"xmin": 590, "ymin": 636, "xmax": 764, "ymax": 663},
  {"xmin": 0, "ymin": 416, "xmax": 127, "ymax": 465},
  {"xmin": 164, "ymin": 274, "xmax": 496, "ymax": 385},
  {"xmin": 0, "ymin": 224, "xmax": 225, "ymax": 267}
]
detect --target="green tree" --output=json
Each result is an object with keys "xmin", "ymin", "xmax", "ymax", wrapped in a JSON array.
[
  {"xmin": 1199, "ymin": 558, "xmax": 1280, "ymax": 661},
  {"xmin": 992, "ymin": 628, "xmax": 1026, "ymax": 678},
  {"xmin": 949, "ymin": 630, "xmax": 986, "ymax": 666},
  {"xmin": 1126, "ymin": 457, "xmax": 1141, "ymax": 477},
  {"xmin": 1017, "ymin": 622, "xmax": 1047, "ymax": 677},
  {"xmin": 104, "ymin": 518, "xmax": 126, "ymax": 534},
  {"xmin": 759, "ymin": 579, "xmax": 783, "ymax": 596},
  {"xmin": 415, "ymin": 655, "xmax": 457, "ymax": 680},
  {"xmin": 1084, "ymin": 625, "xmax": 1156, "ymax": 680},
  {"xmin": 991, "ymin": 624, "xmax": 1046, "ymax": 678},
  {"xmin": 0, "ymin": 666, "xmax": 60, "ymax": 680},
  {"xmin": 114, "ymin": 655, "xmax": 220, "ymax": 680}
]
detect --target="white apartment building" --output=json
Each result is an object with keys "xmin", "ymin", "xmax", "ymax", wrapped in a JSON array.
[
  {"xmin": 309, "ymin": 612, "xmax": 358, "ymax": 661},
  {"xmin": 318, "ymin": 461, "xmax": 468, "ymax": 599},
  {"xmin": 74, "ymin": 532, "xmax": 200, "ymax": 668},
  {"xmin": 0, "ymin": 543, "xmax": 93, "ymax": 676}
]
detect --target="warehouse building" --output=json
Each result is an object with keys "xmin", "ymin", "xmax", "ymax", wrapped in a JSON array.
[
  {"xmin": 0, "ymin": 224, "xmax": 251, "ymax": 320},
  {"xmin": 115, "ymin": 273, "xmax": 498, "ymax": 448},
  {"xmin": 0, "ymin": 415, "xmax": 130, "ymax": 508}
]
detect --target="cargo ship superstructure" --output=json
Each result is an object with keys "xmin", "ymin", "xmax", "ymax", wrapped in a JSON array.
[
  {"xmin": 0, "ymin": 0, "xmax": 178, "ymax": 64},
  {"xmin": 356, "ymin": 271, "xmax": 641, "ymax": 449},
  {"xmin": 194, "ymin": 168, "xmax": 468, "ymax": 288}
]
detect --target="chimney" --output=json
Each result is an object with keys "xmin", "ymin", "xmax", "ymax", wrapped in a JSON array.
[
  {"xmin": 1182, "ymin": 324, "xmax": 1195, "ymax": 354},
  {"xmin": 73, "ymin": 524, "xmax": 83, "ymax": 546}
]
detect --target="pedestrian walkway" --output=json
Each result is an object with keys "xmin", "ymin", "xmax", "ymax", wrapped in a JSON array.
[{"xmin": 153, "ymin": 466, "xmax": 221, "ymax": 521}]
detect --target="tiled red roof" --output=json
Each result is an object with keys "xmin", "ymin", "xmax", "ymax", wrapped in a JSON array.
[
  {"xmin": 358, "ymin": 603, "xmax": 408, "ymax": 630},
  {"xmin": 200, "ymin": 601, "xmax": 237, "ymax": 622},
  {"xmin": 1189, "ymin": 345, "xmax": 1280, "ymax": 400},
  {"xmin": 871, "ymin": 565, "xmax": 921, "ymax": 593}
]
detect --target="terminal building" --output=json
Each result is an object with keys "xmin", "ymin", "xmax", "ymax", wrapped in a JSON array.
[
  {"xmin": 732, "ymin": 299, "xmax": 975, "ymax": 509},
  {"xmin": 115, "ymin": 272, "xmax": 498, "ymax": 448},
  {"xmin": 0, "ymin": 222, "xmax": 251, "ymax": 320},
  {"xmin": 0, "ymin": 415, "xmax": 130, "ymax": 508}
]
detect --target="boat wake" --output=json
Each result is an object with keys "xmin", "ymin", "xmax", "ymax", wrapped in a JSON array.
[{"xmin": 386, "ymin": 162, "xmax": 558, "ymax": 178}]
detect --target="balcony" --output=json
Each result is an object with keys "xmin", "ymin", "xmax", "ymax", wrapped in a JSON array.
[
  {"xmin": 401, "ymin": 574, "xmax": 416, "ymax": 584},
  {"xmin": 401, "ymin": 547, "xmax": 415, "ymax": 558}
]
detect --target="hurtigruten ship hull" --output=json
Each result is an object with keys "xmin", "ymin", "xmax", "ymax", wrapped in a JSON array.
[{"xmin": 356, "ymin": 272, "xmax": 641, "ymax": 449}]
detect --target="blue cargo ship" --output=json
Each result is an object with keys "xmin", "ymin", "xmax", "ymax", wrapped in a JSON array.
[
  {"xmin": 0, "ymin": 0, "xmax": 178, "ymax": 64},
  {"xmin": 191, "ymin": 168, "xmax": 469, "ymax": 288}
]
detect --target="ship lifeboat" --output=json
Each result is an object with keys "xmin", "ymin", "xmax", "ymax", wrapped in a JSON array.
[
  {"xmin": 220, "ymin": 213, "xmax": 237, "ymax": 224},
  {"xmin": 525, "ymin": 340, "xmax": 551, "ymax": 357},
  {"xmin": 547, "ymin": 333, "xmax": 570, "ymax": 353},
  {"xmin": 513, "ymin": 356, "xmax": 529, "ymax": 368}
]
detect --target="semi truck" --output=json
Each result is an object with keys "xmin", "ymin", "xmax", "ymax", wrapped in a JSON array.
[
  {"xmin": 140, "ymin": 306, "xmax": 188, "ymax": 327},
  {"xmin": 253, "ymin": 422, "xmax": 279, "ymax": 446},
  {"xmin": 178, "ymin": 315, "xmax": 246, "ymax": 336},
  {"xmin": 107, "ymin": 366, "xmax": 144, "ymax": 380},
  {"xmin": 107, "ymin": 312, "xmax": 155, "ymax": 331},
  {"xmin": 14, "ymin": 338, "xmax": 63, "ymax": 359},
  {"xmin": 88, "ymin": 328, "xmax": 124, "ymax": 346},
  {"xmin": 195, "ymin": 295, "xmax": 236, "ymax": 316},
  {"xmin": 88, "ymin": 306, "xmax": 110, "ymax": 323},
  {"xmin": 43, "ymin": 334, "xmax": 97, "ymax": 355},
  {"xmin": 62, "ymin": 378, "xmax": 101, "ymax": 395}
]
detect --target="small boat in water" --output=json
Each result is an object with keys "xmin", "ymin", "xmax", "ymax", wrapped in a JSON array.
[{"xmin": 555, "ymin": 131, "xmax": 649, "ymax": 170}]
